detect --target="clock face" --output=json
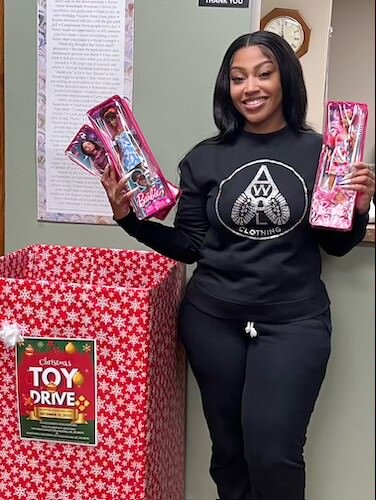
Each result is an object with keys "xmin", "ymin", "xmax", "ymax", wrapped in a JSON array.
[{"xmin": 264, "ymin": 16, "xmax": 304, "ymax": 53}]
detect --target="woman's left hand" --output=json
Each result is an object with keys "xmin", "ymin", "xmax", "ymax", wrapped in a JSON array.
[{"xmin": 340, "ymin": 162, "xmax": 375, "ymax": 215}]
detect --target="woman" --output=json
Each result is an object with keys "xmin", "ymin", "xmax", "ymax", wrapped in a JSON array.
[{"xmin": 101, "ymin": 32, "xmax": 374, "ymax": 500}]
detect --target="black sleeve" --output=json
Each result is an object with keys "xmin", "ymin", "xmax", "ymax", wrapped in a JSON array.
[
  {"xmin": 313, "ymin": 211, "xmax": 369, "ymax": 256},
  {"xmin": 116, "ymin": 158, "xmax": 209, "ymax": 264}
]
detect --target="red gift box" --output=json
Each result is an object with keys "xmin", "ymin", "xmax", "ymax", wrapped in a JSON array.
[{"xmin": 0, "ymin": 244, "xmax": 186, "ymax": 500}]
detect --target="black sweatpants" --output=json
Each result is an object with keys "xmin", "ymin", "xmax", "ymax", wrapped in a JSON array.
[{"xmin": 178, "ymin": 299, "xmax": 332, "ymax": 500}]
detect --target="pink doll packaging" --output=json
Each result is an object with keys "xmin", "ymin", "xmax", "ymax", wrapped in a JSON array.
[
  {"xmin": 309, "ymin": 101, "xmax": 368, "ymax": 231},
  {"xmin": 86, "ymin": 95, "xmax": 179, "ymax": 221},
  {"xmin": 65, "ymin": 124, "xmax": 116, "ymax": 179}
]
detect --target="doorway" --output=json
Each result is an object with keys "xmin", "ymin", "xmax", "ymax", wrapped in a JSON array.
[{"xmin": 0, "ymin": 0, "xmax": 4, "ymax": 255}]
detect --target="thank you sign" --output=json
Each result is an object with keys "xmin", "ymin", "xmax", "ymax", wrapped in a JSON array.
[{"xmin": 198, "ymin": 0, "xmax": 249, "ymax": 7}]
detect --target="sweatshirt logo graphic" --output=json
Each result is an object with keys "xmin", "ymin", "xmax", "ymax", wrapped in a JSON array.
[
  {"xmin": 231, "ymin": 165, "xmax": 291, "ymax": 226},
  {"xmin": 215, "ymin": 159, "xmax": 308, "ymax": 240}
]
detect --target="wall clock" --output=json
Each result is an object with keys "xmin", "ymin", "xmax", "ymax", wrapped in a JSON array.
[{"xmin": 260, "ymin": 8, "xmax": 311, "ymax": 58}]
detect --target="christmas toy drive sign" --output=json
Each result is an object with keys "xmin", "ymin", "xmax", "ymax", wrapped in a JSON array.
[{"xmin": 17, "ymin": 337, "xmax": 97, "ymax": 446}]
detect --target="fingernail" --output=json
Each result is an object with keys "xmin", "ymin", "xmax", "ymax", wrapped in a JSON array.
[{"xmin": 339, "ymin": 179, "xmax": 352, "ymax": 185}]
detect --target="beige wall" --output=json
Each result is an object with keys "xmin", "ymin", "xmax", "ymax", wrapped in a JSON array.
[
  {"xmin": 327, "ymin": 0, "xmax": 375, "ymax": 162},
  {"xmin": 261, "ymin": 0, "xmax": 333, "ymax": 132}
]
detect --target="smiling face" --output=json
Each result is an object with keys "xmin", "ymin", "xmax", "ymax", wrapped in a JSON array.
[
  {"xmin": 132, "ymin": 171, "xmax": 147, "ymax": 187},
  {"xmin": 105, "ymin": 116, "xmax": 119, "ymax": 131},
  {"xmin": 229, "ymin": 45, "xmax": 286, "ymax": 134},
  {"xmin": 103, "ymin": 109, "xmax": 121, "ymax": 133},
  {"xmin": 81, "ymin": 141, "xmax": 97, "ymax": 156}
]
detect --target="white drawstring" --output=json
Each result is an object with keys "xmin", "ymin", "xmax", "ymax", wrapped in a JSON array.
[{"xmin": 245, "ymin": 321, "xmax": 258, "ymax": 338}]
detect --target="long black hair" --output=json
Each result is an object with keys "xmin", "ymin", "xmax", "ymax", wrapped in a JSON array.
[{"xmin": 206, "ymin": 31, "xmax": 312, "ymax": 145}]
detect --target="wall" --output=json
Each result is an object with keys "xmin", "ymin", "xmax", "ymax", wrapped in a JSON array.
[
  {"xmin": 260, "ymin": 0, "xmax": 333, "ymax": 132},
  {"xmin": 327, "ymin": 0, "xmax": 375, "ymax": 163},
  {"xmin": 311, "ymin": 1, "xmax": 375, "ymax": 498},
  {"xmin": 4, "ymin": 1, "xmax": 374, "ymax": 500}
]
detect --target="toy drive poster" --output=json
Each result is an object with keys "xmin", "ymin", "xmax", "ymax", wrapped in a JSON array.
[{"xmin": 16, "ymin": 338, "xmax": 97, "ymax": 446}]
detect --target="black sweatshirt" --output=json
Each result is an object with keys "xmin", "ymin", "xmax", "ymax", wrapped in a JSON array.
[{"xmin": 117, "ymin": 127, "xmax": 368, "ymax": 323}]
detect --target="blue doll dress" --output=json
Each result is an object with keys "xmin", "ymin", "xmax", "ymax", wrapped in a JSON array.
[{"xmin": 115, "ymin": 131, "xmax": 144, "ymax": 174}]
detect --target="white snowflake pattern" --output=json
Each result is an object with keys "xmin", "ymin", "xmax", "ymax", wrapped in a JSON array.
[{"xmin": 0, "ymin": 243, "xmax": 185, "ymax": 500}]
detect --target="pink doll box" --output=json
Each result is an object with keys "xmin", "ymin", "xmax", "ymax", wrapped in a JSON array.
[
  {"xmin": 87, "ymin": 95, "xmax": 179, "ymax": 221},
  {"xmin": 65, "ymin": 124, "xmax": 121, "ymax": 179},
  {"xmin": 309, "ymin": 101, "xmax": 368, "ymax": 231}
]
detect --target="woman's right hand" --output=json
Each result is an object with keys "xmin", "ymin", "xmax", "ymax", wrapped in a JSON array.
[{"xmin": 101, "ymin": 166, "xmax": 136, "ymax": 220}]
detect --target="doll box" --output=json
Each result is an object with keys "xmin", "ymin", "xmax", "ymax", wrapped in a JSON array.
[
  {"xmin": 65, "ymin": 124, "xmax": 119, "ymax": 179},
  {"xmin": 309, "ymin": 101, "xmax": 368, "ymax": 231},
  {"xmin": 86, "ymin": 95, "xmax": 179, "ymax": 221},
  {"xmin": 0, "ymin": 244, "xmax": 186, "ymax": 500}
]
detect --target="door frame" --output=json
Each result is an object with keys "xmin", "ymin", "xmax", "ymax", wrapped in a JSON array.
[{"xmin": 0, "ymin": 0, "xmax": 4, "ymax": 255}]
